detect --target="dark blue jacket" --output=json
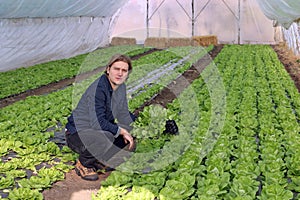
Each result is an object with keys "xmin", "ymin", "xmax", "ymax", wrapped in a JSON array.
[{"xmin": 66, "ymin": 74, "xmax": 136, "ymax": 136}]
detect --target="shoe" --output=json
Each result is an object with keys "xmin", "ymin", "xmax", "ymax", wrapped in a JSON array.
[
  {"xmin": 93, "ymin": 161, "xmax": 115, "ymax": 172},
  {"xmin": 75, "ymin": 160, "xmax": 98, "ymax": 181}
]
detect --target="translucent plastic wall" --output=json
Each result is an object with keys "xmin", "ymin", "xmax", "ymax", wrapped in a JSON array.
[
  {"xmin": 282, "ymin": 22, "xmax": 300, "ymax": 56},
  {"xmin": 257, "ymin": 0, "xmax": 300, "ymax": 56},
  {"xmin": 0, "ymin": 17, "xmax": 110, "ymax": 72},
  {"xmin": 112, "ymin": 0, "xmax": 276, "ymax": 44},
  {"xmin": 0, "ymin": 0, "xmax": 128, "ymax": 72}
]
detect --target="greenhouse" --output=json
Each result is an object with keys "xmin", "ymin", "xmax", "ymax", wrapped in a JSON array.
[{"xmin": 0, "ymin": 0, "xmax": 300, "ymax": 199}]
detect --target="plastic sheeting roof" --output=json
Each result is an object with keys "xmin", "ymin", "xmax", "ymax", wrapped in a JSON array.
[
  {"xmin": 0, "ymin": 0, "xmax": 128, "ymax": 18},
  {"xmin": 256, "ymin": 0, "xmax": 300, "ymax": 29}
]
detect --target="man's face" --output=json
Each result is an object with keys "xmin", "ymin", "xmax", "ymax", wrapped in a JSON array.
[{"xmin": 107, "ymin": 61, "xmax": 129, "ymax": 90}]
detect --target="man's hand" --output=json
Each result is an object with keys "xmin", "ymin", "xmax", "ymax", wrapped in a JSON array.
[{"xmin": 119, "ymin": 128, "xmax": 135, "ymax": 150}]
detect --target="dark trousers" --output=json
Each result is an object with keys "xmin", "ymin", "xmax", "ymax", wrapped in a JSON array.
[{"xmin": 65, "ymin": 130, "xmax": 127, "ymax": 168}]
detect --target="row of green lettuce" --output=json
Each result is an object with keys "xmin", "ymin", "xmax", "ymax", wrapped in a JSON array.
[
  {"xmin": 92, "ymin": 44, "xmax": 300, "ymax": 200},
  {"xmin": 0, "ymin": 45, "xmax": 151, "ymax": 100},
  {"xmin": 0, "ymin": 46, "xmax": 212, "ymax": 199}
]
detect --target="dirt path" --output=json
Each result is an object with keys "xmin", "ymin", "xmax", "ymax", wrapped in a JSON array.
[{"xmin": 271, "ymin": 44, "xmax": 300, "ymax": 92}]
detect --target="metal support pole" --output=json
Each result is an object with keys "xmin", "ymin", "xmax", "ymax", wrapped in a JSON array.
[
  {"xmin": 238, "ymin": 0, "xmax": 241, "ymax": 44},
  {"xmin": 192, "ymin": 0, "xmax": 194, "ymax": 37},
  {"xmin": 146, "ymin": 0, "xmax": 149, "ymax": 38}
]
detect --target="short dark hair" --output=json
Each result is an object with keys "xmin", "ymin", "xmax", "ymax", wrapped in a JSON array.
[{"xmin": 104, "ymin": 54, "xmax": 132, "ymax": 75}]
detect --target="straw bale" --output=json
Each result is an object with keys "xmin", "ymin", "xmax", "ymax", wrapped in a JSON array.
[
  {"xmin": 144, "ymin": 37, "xmax": 168, "ymax": 49},
  {"xmin": 111, "ymin": 37, "xmax": 136, "ymax": 46},
  {"xmin": 192, "ymin": 35, "xmax": 218, "ymax": 46},
  {"xmin": 168, "ymin": 37, "xmax": 193, "ymax": 47}
]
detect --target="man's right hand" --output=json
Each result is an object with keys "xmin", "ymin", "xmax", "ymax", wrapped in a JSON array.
[{"xmin": 119, "ymin": 127, "xmax": 135, "ymax": 150}]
